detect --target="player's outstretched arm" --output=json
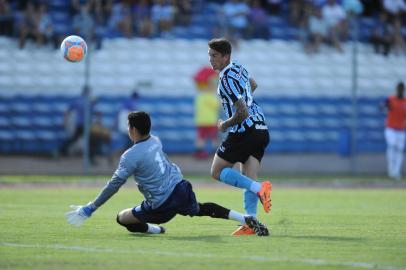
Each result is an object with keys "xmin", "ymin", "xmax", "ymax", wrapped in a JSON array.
[{"xmin": 249, "ymin": 78, "xmax": 257, "ymax": 93}]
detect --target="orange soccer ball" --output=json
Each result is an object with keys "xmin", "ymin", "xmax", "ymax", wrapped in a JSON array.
[{"xmin": 60, "ymin": 35, "xmax": 87, "ymax": 62}]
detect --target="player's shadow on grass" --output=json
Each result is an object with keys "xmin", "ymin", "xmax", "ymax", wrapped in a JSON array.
[
  {"xmin": 165, "ymin": 235, "xmax": 225, "ymax": 243},
  {"xmin": 129, "ymin": 233, "xmax": 224, "ymax": 242},
  {"xmin": 274, "ymin": 235, "xmax": 363, "ymax": 242}
]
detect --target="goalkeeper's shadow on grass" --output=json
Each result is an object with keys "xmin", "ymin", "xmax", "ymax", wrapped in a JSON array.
[
  {"xmin": 128, "ymin": 233, "xmax": 224, "ymax": 243},
  {"xmin": 273, "ymin": 234, "xmax": 364, "ymax": 242}
]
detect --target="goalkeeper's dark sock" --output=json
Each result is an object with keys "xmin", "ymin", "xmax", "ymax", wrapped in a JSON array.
[
  {"xmin": 197, "ymin": 202, "xmax": 230, "ymax": 219},
  {"xmin": 125, "ymin": 223, "xmax": 148, "ymax": 233},
  {"xmin": 116, "ymin": 215, "xmax": 164, "ymax": 234}
]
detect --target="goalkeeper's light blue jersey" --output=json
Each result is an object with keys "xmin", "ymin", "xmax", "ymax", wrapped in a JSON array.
[{"xmin": 93, "ymin": 135, "xmax": 183, "ymax": 209}]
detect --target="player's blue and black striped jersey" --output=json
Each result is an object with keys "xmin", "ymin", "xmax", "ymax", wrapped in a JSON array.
[{"xmin": 217, "ymin": 61, "xmax": 267, "ymax": 133}]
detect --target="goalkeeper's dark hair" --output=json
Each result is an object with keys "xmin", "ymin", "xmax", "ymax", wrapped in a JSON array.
[
  {"xmin": 128, "ymin": 111, "xmax": 151, "ymax": 136},
  {"xmin": 208, "ymin": 38, "xmax": 232, "ymax": 56}
]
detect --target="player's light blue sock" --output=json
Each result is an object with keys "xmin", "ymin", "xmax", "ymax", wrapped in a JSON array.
[
  {"xmin": 219, "ymin": 168, "xmax": 261, "ymax": 193},
  {"xmin": 244, "ymin": 189, "xmax": 258, "ymax": 217}
]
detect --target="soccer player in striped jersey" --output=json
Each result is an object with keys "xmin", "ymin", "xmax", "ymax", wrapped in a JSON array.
[
  {"xmin": 208, "ymin": 38, "xmax": 272, "ymax": 236},
  {"xmin": 65, "ymin": 111, "xmax": 269, "ymax": 236}
]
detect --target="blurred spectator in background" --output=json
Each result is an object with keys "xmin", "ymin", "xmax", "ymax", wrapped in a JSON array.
[
  {"xmin": 360, "ymin": 0, "xmax": 381, "ymax": 17},
  {"xmin": 322, "ymin": 0, "xmax": 347, "ymax": 52},
  {"xmin": 175, "ymin": 0, "xmax": 192, "ymax": 26},
  {"xmin": 151, "ymin": 0, "xmax": 176, "ymax": 37},
  {"xmin": 343, "ymin": 0, "xmax": 363, "ymax": 16},
  {"xmin": 0, "ymin": 0, "xmax": 13, "ymax": 37},
  {"xmin": 17, "ymin": 2, "xmax": 37, "ymax": 49},
  {"xmin": 223, "ymin": 0, "xmax": 250, "ymax": 46},
  {"xmin": 72, "ymin": 1, "xmax": 103, "ymax": 49},
  {"xmin": 370, "ymin": 12, "xmax": 392, "ymax": 56},
  {"xmin": 59, "ymin": 89, "xmax": 95, "ymax": 160},
  {"xmin": 193, "ymin": 67, "xmax": 220, "ymax": 159},
  {"xmin": 383, "ymin": 81, "xmax": 406, "ymax": 180},
  {"xmin": 116, "ymin": 90, "xmax": 139, "ymax": 155},
  {"xmin": 90, "ymin": 111, "xmax": 112, "ymax": 165},
  {"xmin": 383, "ymin": 0, "xmax": 406, "ymax": 22},
  {"xmin": 249, "ymin": 0, "xmax": 270, "ymax": 39},
  {"xmin": 305, "ymin": 6, "xmax": 328, "ymax": 53},
  {"xmin": 93, "ymin": 0, "xmax": 113, "ymax": 25},
  {"xmin": 92, "ymin": 0, "xmax": 113, "ymax": 45},
  {"xmin": 133, "ymin": 0, "xmax": 153, "ymax": 37},
  {"xmin": 288, "ymin": 0, "xmax": 311, "ymax": 27},
  {"xmin": 390, "ymin": 17, "xmax": 406, "ymax": 55},
  {"xmin": 36, "ymin": 3, "xmax": 54, "ymax": 47},
  {"xmin": 72, "ymin": 3, "xmax": 94, "ymax": 38},
  {"xmin": 108, "ymin": 1, "xmax": 133, "ymax": 37},
  {"xmin": 266, "ymin": 0, "xmax": 282, "ymax": 15}
]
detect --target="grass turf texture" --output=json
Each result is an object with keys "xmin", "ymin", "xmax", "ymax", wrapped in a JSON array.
[
  {"xmin": 0, "ymin": 174, "xmax": 404, "ymax": 186},
  {"xmin": 0, "ymin": 180, "xmax": 405, "ymax": 270}
]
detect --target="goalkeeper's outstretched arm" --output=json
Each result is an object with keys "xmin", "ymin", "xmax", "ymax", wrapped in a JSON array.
[
  {"xmin": 65, "ymin": 174, "xmax": 127, "ymax": 227},
  {"xmin": 92, "ymin": 174, "xmax": 127, "ymax": 208}
]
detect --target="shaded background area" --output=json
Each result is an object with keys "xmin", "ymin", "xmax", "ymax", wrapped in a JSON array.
[{"xmin": 0, "ymin": 0, "xmax": 405, "ymax": 176}]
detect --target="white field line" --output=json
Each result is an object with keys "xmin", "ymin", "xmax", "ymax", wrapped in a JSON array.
[{"xmin": 1, "ymin": 242, "xmax": 405, "ymax": 270}]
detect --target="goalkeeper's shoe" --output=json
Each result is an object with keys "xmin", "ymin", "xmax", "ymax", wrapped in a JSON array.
[
  {"xmin": 159, "ymin": 226, "xmax": 166, "ymax": 234},
  {"xmin": 257, "ymin": 181, "xmax": 272, "ymax": 213},
  {"xmin": 231, "ymin": 224, "xmax": 255, "ymax": 236},
  {"xmin": 244, "ymin": 216, "xmax": 270, "ymax": 236}
]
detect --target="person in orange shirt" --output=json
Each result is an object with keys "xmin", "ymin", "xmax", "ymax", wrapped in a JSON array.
[{"xmin": 384, "ymin": 81, "xmax": 406, "ymax": 180}]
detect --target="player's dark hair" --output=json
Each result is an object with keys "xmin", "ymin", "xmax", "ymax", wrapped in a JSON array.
[
  {"xmin": 397, "ymin": 82, "xmax": 405, "ymax": 98},
  {"xmin": 208, "ymin": 38, "xmax": 232, "ymax": 56},
  {"xmin": 397, "ymin": 82, "xmax": 404, "ymax": 91},
  {"xmin": 128, "ymin": 111, "xmax": 151, "ymax": 136}
]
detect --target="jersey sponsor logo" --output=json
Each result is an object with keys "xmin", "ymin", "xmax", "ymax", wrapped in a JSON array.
[
  {"xmin": 255, "ymin": 124, "xmax": 268, "ymax": 130},
  {"xmin": 222, "ymin": 77, "xmax": 232, "ymax": 95}
]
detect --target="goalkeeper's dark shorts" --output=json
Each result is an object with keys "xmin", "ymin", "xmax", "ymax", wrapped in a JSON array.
[{"xmin": 131, "ymin": 180, "xmax": 199, "ymax": 224}]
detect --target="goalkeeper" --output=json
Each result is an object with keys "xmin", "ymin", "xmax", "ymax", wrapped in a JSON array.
[{"xmin": 66, "ymin": 111, "xmax": 269, "ymax": 236}]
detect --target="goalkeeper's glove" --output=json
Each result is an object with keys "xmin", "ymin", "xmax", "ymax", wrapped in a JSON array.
[{"xmin": 65, "ymin": 202, "xmax": 97, "ymax": 227}]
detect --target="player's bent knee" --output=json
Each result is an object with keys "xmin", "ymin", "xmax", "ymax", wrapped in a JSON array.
[
  {"xmin": 116, "ymin": 213, "xmax": 126, "ymax": 227},
  {"xmin": 116, "ymin": 208, "xmax": 137, "ymax": 225},
  {"xmin": 210, "ymin": 168, "xmax": 221, "ymax": 180}
]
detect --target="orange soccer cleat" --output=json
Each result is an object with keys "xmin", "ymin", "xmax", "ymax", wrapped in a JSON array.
[
  {"xmin": 257, "ymin": 181, "xmax": 272, "ymax": 213},
  {"xmin": 231, "ymin": 224, "xmax": 255, "ymax": 236}
]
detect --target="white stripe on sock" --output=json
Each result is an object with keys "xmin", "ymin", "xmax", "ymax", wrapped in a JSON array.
[{"xmin": 228, "ymin": 210, "xmax": 247, "ymax": 224}]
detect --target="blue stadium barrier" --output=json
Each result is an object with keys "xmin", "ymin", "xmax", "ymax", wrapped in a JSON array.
[{"xmin": 0, "ymin": 95, "xmax": 387, "ymax": 155}]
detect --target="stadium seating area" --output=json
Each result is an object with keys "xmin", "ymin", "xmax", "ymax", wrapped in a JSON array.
[
  {"xmin": 1, "ymin": 36, "xmax": 404, "ymax": 155},
  {"xmin": 2, "ymin": 37, "xmax": 406, "ymax": 96}
]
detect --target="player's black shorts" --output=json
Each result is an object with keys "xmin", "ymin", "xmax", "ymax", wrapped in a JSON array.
[
  {"xmin": 216, "ymin": 128, "xmax": 270, "ymax": 164},
  {"xmin": 131, "ymin": 180, "xmax": 199, "ymax": 224}
]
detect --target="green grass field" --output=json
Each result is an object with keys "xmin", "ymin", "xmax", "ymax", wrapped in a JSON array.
[{"xmin": 1, "ymin": 176, "xmax": 406, "ymax": 270}]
